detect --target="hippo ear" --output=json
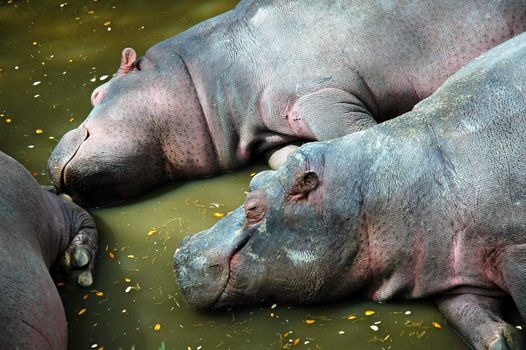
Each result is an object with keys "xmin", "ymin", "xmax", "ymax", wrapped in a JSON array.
[
  {"xmin": 291, "ymin": 170, "xmax": 319, "ymax": 195},
  {"xmin": 117, "ymin": 48, "xmax": 137, "ymax": 75}
]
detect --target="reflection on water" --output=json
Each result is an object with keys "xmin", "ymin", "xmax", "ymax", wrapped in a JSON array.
[{"xmin": 1, "ymin": 1, "xmax": 473, "ymax": 349}]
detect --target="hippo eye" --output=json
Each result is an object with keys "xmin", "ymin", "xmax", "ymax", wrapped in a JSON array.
[{"xmin": 244, "ymin": 192, "xmax": 267, "ymax": 225}]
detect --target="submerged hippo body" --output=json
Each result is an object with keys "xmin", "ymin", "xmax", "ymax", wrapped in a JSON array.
[
  {"xmin": 175, "ymin": 33, "xmax": 526, "ymax": 349},
  {"xmin": 48, "ymin": 0, "xmax": 526, "ymax": 207},
  {"xmin": 0, "ymin": 152, "xmax": 98, "ymax": 349}
]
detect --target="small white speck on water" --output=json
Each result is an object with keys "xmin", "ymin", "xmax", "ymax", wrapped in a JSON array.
[
  {"xmin": 90, "ymin": 77, "xmax": 96, "ymax": 82},
  {"xmin": 370, "ymin": 325, "xmax": 379, "ymax": 331},
  {"xmin": 99, "ymin": 75, "xmax": 109, "ymax": 81},
  {"xmin": 404, "ymin": 310, "xmax": 412, "ymax": 315},
  {"xmin": 270, "ymin": 304, "xmax": 277, "ymax": 309},
  {"xmin": 32, "ymin": 81, "xmax": 41, "ymax": 86},
  {"xmin": 28, "ymin": 145, "xmax": 35, "ymax": 149},
  {"xmin": 107, "ymin": 27, "xmax": 112, "ymax": 31},
  {"xmin": 338, "ymin": 331, "xmax": 345, "ymax": 335},
  {"xmin": 516, "ymin": 325, "xmax": 523, "ymax": 330},
  {"xmin": 90, "ymin": 344, "xmax": 98, "ymax": 349},
  {"xmin": 14, "ymin": 66, "xmax": 19, "ymax": 70},
  {"xmin": 34, "ymin": 94, "xmax": 40, "ymax": 98}
]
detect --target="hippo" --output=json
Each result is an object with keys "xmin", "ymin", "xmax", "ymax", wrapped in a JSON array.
[
  {"xmin": 47, "ymin": 0, "xmax": 526, "ymax": 207},
  {"xmin": 0, "ymin": 151, "xmax": 98, "ymax": 349},
  {"xmin": 174, "ymin": 31, "xmax": 526, "ymax": 349}
]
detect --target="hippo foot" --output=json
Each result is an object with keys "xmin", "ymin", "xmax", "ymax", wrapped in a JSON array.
[
  {"xmin": 488, "ymin": 325, "xmax": 524, "ymax": 350},
  {"xmin": 61, "ymin": 228, "xmax": 97, "ymax": 287}
]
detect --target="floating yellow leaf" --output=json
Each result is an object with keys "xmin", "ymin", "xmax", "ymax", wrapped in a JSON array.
[
  {"xmin": 32, "ymin": 41, "xmax": 38, "ymax": 46},
  {"xmin": 108, "ymin": 251, "xmax": 115, "ymax": 259},
  {"xmin": 305, "ymin": 319, "xmax": 315, "ymax": 325},
  {"xmin": 78, "ymin": 308, "xmax": 87, "ymax": 316},
  {"xmin": 147, "ymin": 229, "xmax": 157, "ymax": 237},
  {"xmin": 124, "ymin": 277, "xmax": 131, "ymax": 283},
  {"xmin": 250, "ymin": 172, "xmax": 256, "ymax": 177},
  {"xmin": 293, "ymin": 338, "xmax": 301, "ymax": 346},
  {"xmin": 5, "ymin": 118, "xmax": 12, "ymax": 123},
  {"xmin": 69, "ymin": 117, "xmax": 75, "ymax": 122},
  {"xmin": 213, "ymin": 212, "xmax": 224, "ymax": 218},
  {"xmin": 83, "ymin": 293, "xmax": 89, "ymax": 300},
  {"xmin": 127, "ymin": 254, "xmax": 135, "ymax": 258},
  {"xmin": 154, "ymin": 323, "xmax": 161, "ymax": 331},
  {"xmin": 35, "ymin": 128, "xmax": 43, "ymax": 134},
  {"xmin": 364, "ymin": 310, "xmax": 375, "ymax": 316},
  {"xmin": 347, "ymin": 315, "xmax": 357, "ymax": 320},
  {"xmin": 98, "ymin": 347, "xmax": 104, "ymax": 350},
  {"xmin": 95, "ymin": 291, "xmax": 104, "ymax": 297},
  {"xmin": 432, "ymin": 321, "xmax": 442, "ymax": 329}
]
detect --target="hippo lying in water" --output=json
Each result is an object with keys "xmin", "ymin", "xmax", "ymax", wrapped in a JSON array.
[
  {"xmin": 48, "ymin": 0, "xmax": 526, "ymax": 207},
  {"xmin": 174, "ymin": 32, "xmax": 526, "ymax": 349},
  {"xmin": 0, "ymin": 152, "xmax": 98, "ymax": 349}
]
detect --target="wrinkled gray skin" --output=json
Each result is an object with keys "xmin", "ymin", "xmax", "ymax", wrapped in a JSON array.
[
  {"xmin": 0, "ymin": 151, "xmax": 98, "ymax": 350},
  {"xmin": 48, "ymin": 0, "xmax": 526, "ymax": 207},
  {"xmin": 175, "ymin": 33, "xmax": 526, "ymax": 349}
]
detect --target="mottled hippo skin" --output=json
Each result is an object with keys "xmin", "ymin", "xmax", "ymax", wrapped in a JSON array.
[
  {"xmin": 175, "ymin": 33, "xmax": 526, "ymax": 349},
  {"xmin": 0, "ymin": 152, "xmax": 98, "ymax": 350},
  {"xmin": 48, "ymin": 0, "xmax": 526, "ymax": 207}
]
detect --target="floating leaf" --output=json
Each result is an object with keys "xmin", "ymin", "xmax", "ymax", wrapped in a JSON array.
[
  {"xmin": 432, "ymin": 321, "xmax": 442, "ymax": 329},
  {"xmin": 78, "ymin": 308, "xmax": 87, "ymax": 316},
  {"xmin": 213, "ymin": 212, "xmax": 224, "ymax": 218},
  {"xmin": 293, "ymin": 338, "xmax": 300, "ymax": 346},
  {"xmin": 305, "ymin": 319, "xmax": 315, "ymax": 325},
  {"xmin": 35, "ymin": 128, "xmax": 43, "ymax": 134},
  {"xmin": 154, "ymin": 323, "xmax": 161, "ymax": 331},
  {"xmin": 147, "ymin": 229, "xmax": 157, "ymax": 237},
  {"xmin": 347, "ymin": 315, "xmax": 357, "ymax": 320},
  {"xmin": 364, "ymin": 310, "xmax": 375, "ymax": 316},
  {"xmin": 95, "ymin": 291, "xmax": 104, "ymax": 297}
]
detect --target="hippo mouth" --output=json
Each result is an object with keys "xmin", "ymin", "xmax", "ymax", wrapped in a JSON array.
[
  {"xmin": 209, "ymin": 231, "xmax": 252, "ymax": 308},
  {"xmin": 174, "ymin": 213, "xmax": 255, "ymax": 310},
  {"xmin": 48, "ymin": 127, "xmax": 89, "ymax": 195}
]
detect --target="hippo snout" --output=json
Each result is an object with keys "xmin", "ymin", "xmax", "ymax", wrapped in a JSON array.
[
  {"xmin": 47, "ymin": 127, "xmax": 89, "ymax": 193},
  {"xmin": 174, "ymin": 208, "xmax": 250, "ymax": 309},
  {"xmin": 174, "ymin": 237, "xmax": 229, "ymax": 310}
]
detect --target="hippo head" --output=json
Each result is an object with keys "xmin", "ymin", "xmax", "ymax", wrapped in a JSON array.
[
  {"xmin": 48, "ymin": 47, "xmax": 219, "ymax": 207},
  {"xmin": 174, "ymin": 143, "xmax": 371, "ymax": 309}
]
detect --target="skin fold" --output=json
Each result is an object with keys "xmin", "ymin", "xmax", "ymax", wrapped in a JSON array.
[
  {"xmin": 175, "ymin": 32, "xmax": 526, "ymax": 350},
  {"xmin": 47, "ymin": 0, "xmax": 526, "ymax": 207},
  {"xmin": 0, "ymin": 152, "xmax": 98, "ymax": 350}
]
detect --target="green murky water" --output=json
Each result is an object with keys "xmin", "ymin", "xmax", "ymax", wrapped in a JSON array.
[{"xmin": 0, "ymin": 1, "xmax": 477, "ymax": 349}]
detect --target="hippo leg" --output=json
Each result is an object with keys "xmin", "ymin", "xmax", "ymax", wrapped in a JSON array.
[
  {"xmin": 500, "ymin": 245, "xmax": 526, "ymax": 322},
  {"xmin": 289, "ymin": 88, "xmax": 378, "ymax": 140},
  {"xmin": 60, "ymin": 201, "xmax": 98, "ymax": 287},
  {"xmin": 435, "ymin": 294, "xmax": 524, "ymax": 350}
]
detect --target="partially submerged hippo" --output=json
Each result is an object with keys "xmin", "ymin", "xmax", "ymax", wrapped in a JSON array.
[
  {"xmin": 48, "ymin": 0, "xmax": 526, "ymax": 207},
  {"xmin": 0, "ymin": 152, "xmax": 98, "ymax": 349},
  {"xmin": 174, "ymin": 32, "xmax": 526, "ymax": 349}
]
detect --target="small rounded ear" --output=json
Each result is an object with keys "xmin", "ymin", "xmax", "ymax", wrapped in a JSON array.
[
  {"xmin": 291, "ymin": 170, "xmax": 319, "ymax": 195},
  {"xmin": 117, "ymin": 48, "xmax": 137, "ymax": 75}
]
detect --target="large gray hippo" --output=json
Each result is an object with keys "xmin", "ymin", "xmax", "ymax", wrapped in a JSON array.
[
  {"xmin": 0, "ymin": 152, "xmax": 98, "ymax": 349},
  {"xmin": 48, "ymin": 0, "xmax": 526, "ymax": 207},
  {"xmin": 174, "ymin": 32, "xmax": 526, "ymax": 349}
]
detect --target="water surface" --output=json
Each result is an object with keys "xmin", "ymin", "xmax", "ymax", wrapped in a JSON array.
[{"xmin": 0, "ymin": 1, "xmax": 481, "ymax": 349}]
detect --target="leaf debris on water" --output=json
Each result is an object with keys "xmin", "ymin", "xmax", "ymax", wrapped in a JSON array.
[
  {"xmin": 78, "ymin": 308, "xmax": 87, "ymax": 316},
  {"xmin": 365, "ymin": 310, "xmax": 375, "ymax": 316},
  {"xmin": 154, "ymin": 323, "xmax": 161, "ymax": 331},
  {"xmin": 305, "ymin": 319, "xmax": 315, "ymax": 325},
  {"xmin": 147, "ymin": 229, "xmax": 157, "ymax": 237},
  {"xmin": 347, "ymin": 315, "xmax": 357, "ymax": 320},
  {"xmin": 213, "ymin": 212, "xmax": 224, "ymax": 218},
  {"xmin": 431, "ymin": 321, "xmax": 442, "ymax": 329},
  {"xmin": 35, "ymin": 128, "xmax": 43, "ymax": 134}
]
